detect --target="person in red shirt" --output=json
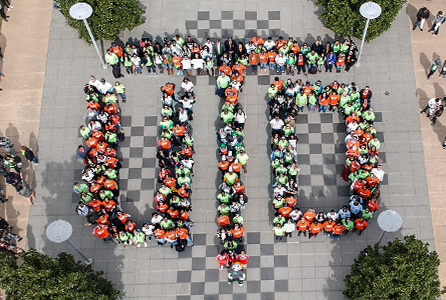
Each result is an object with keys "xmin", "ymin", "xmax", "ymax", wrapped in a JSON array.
[
  {"xmin": 216, "ymin": 251, "xmax": 229, "ymax": 269},
  {"xmin": 237, "ymin": 250, "xmax": 249, "ymax": 268},
  {"xmin": 353, "ymin": 217, "xmax": 368, "ymax": 235}
]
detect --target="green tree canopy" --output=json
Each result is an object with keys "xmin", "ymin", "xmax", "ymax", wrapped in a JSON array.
[
  {"xmin": 56, "ymin": 0, "xmax": 145, "ymax": 44},
  {"xmin": 0, "ymin": 248, "xmax": 119, "ymax": 300},
  {"xmin": 344, "ymin": 235, "xmax": 443, "ymax": 300},
  {"xmin": 316, "ymin": 0, "xmax": 406, "ymax": 42}
]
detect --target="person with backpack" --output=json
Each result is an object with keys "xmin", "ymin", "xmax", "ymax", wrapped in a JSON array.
[
  {"xmin": 427, "ymin": 59, "xmax": 441, "ymax": 80},
  {"xmin": 429, "ymin": 11, "xmax": 445, "ymax": 35},
  {"xmin": 20, "ymin": 146, "xmax": 38, "ymax": 165},
  {"xmin": 413, "ymin": 7, "xmax": 430, "ymax": 31}
]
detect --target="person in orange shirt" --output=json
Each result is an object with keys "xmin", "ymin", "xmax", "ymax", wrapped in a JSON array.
[
  {"xmin": 232, "ymin": 61, "xmax": 246, "ymax": 77},
  {"xmin": 301, "ymin": 81, "xmax": 314, "ymax": 96},
  {"xmin": 318, "ymin": 92, "xmax": 329, "ymax": 112},
  {"xmin": 231, "ymin": 159, "xmax": 242, "ymax": 176},
  {"xmin": 177, "ymin": 227, "xmax": 194, "ymax": 245},
  {"xmin": 102, "ymin": 198, "xmax": 117, "ymax": 214},
  {"xmin": 251, "ymin": 35, "xmax": 264, "ymax": 46},
  {"xmin": 285, "ymin": 196, "xmax": 297, "ymax": 208},
  {"xmin": 156, "ymin": 200, "xmax": 168, "ymax": 213},
  {"xmin": 353, "ymin": 217, "xmax": 368, "ymax": 235},
  {"xmin": 259, "ymin": 50, "xmax": 268, "ymax": 73},
  {"xmin": 268, "ymin": 49, "xmax": 277, "ymax": 70},
  {"xmin": 309, "ymin": 220, "xmax": 323, "ymax": 239},
  {"xmin": 177, "ymin": 184, "xmax": 190, "ymax": 199},
  {"xmin": 367, "ymin": 198, "xmax": 379, "ymax": 212},
  {"xmin": 358, "ymin": 185, "xmax": 371, "ymax": 200},
  {"xmin": 161, "ymin": 82, "xmax": 176, "ymax": 99},
  {"xmin": 248, "ymin": 50, "xmax": 260, "ymax": 74},
  {"xmin": 275, "ymin": 36, "xmax": 286, "ymax": 50},
  {"xmin": 272, "ymin": 77, "xmax": 284, "ymax": 91},
  {"xmin": 88, "ymin": 198, "xmax": 102, "ymax": 212},
  {"xmin": 365, "ymin": 173, "xmax": 380, "ymax": 187},
  {"xmin": 165, "ymin": 230, "xmax": 177, "ymax": 248},
  {"xmin": 230, "ymin": 223, "xmax": 245, "ymax": 242},
  {"xmin": 289, "ymin": 41, "xmax": 300, "ymax": 54},
  {"xmin": 234, "ymin": 181, "xmax": 245, "ymax": 194},
  {"xmin": 217, "ymin": 214, "xmax": 230, "ymax": 227},
  {"xmin": 167, "ymin": 206, "xmax": 179, "ymax": 219},
  {"xmin": 303, "ymin": 208, "xmax": 316, "ymax": 223},
  {"xmin": 158, "ymin": 136, "xmax": 171, "ymax": 153},
  {"xmin": 278, "ymin": 204, "xmax": 292, "ymax": 218},
  {"xmin": 329, "ymin": 91, "xmax": 340, "ymax": 112},
  {"xmin": 92, "ymin": 224, "xmax": 112, "ymax": 241},
  {"xmin": 226, "ymin": 93, "xmax": 239, "ymax": 106},
  {"xmin": 218, "ymin": 157, "xmax": 230, "ymax": 175},
  {"xmin": 323, "ymin": 219, "xmax": 335, "ymax": 236},
  {"xmin": 153, "ymin": 227, "xmax": 166, "ymax": 245},
  {"xmin": 219, "ymin": 62, "xmax": 232, "ymax": 76},
  {"xmin": 297, "ymin": 218, "xmax": 310, "ymax": 237},
  {"xmin": 331, "ymin": 223, "xmax": 345, "ymax": 240},
  {"xmin": 225, "ymin": 85, "xmax": 238, "ymax": 97}
]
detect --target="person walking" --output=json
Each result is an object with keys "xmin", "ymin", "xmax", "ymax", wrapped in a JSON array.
[
  {"xmin": 20, "ymin": 146, "xmax": 39, "ymax": 165},
  {"xmin": 413, "ymin": 7, "xmax": 430, "ymax": 31},
  {"xmin": 428, "ymin": 11, "xmax": 445, "ymax": 35},
  {"xmin": 427, "ymin": 59, "xmax": 441, "ymax": 80},
  {"xmin": 0, "ymin": 137, "xmax": 15, "ymax": 155}
]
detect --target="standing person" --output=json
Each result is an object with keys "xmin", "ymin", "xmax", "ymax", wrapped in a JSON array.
[
  {"xmin": 224, "ymin": 37, "xmax": 236, "ymax": 64},
  {"xmin": 439, "ymin": 60, "xmax": 446, "ymax": 78},
  {"xmin": 353, "ymin": 217, "xmax": 368, "ymax": 235},
  {"xmin": 344, "ymin": 51, "xmax": 357, "ymax": 72},
  {"xmin": 283, "ymin": 219, "xmax": 295, "ymax": 238},
  {"xmin": 213, "ymin": 39, "xmax": 226, "ymax": 66},
  {"xmin": 429, "ymin": 11, "xmax": 445, "ymax": 35},
  {"xmin": 20, "ymin": 146, "xmax": 39, "ymax": 165},
  {"xmin": 113, "ymin": 81, "xmax": 126, "ymax": 103},
  {"xmin": 181, "ymin": 78, "xmax": 195, "ymax": 98},
  {"xmin": 236, "ymin": 150, "xmax": 249, "ymax": 173},
  {"xmin": 427, "ymin": 59, "xmax": 441, "ymax": 80},
  {"xmin": 76, "ymin": 202, "xmax": 93, "ymax": 225},
  {"xmin": 413, "ymin": 7, "xmax": 430, "ymax": 31},
  {"xmin": 105, "ymin": 50, "xmax": 120, "ymax": 70},
  {"xmin": 0, "ymin": 137, "xmax": 15, "ymax": 155},
  {"xmin": 273, "ymin": 223, "xmax": 285, "ymax": 240},
  {"xmin": 248, "ymin": 50, "xmax": 260, "ymax": 74}
]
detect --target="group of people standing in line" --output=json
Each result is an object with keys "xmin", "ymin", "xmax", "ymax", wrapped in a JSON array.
[{"xmin": 268, "ymin": 78, "xmax": 385, "ymax": 240}]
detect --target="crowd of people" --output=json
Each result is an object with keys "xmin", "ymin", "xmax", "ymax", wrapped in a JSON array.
[
  {"xmin": 268, "ymin": 78, "xmax": 385, "ymax": 240},
  {"xmin": 104, "ymin": 35, "xmax": 360, "ymax": 78},
  {"xmin": 214, "ymin": 61, "xmax": 249, "ymax": 277}
]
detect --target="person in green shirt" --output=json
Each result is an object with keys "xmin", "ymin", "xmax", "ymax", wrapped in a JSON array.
[
  {"xmin": 342, "ymin": 217, "xmax": 354, "ymax": 234},
  {"xmin": 117, "ymin": 231, "xmax": 134, "ymax": 247},
  {"xmin": 236, "ymin": 150, "xmax": 249, "ymax": 173},
  {"xmin": 160, "ymin": 218, "xmax": 174, "ymax": 230},
  {"xmin": 161, "ymin": 105, "xmax": 173, "ymax": 117},
  {"xmin": 224, "ymin": 240, "xmax": 238, "ymax": 251},
  {"xmin": 268, "ymin": 84, "xmax": 278, "ymax": 99},
  {"xmin": 217, "ymin": 191, "xmax": 231, "ymax": 204},
  {"xmin": 113, "ymin": 81, "xmax": 126, "ymax": 102},
  {"xmin": 224, "ymin": 169, "xmax": 238, "ymax": 186},
  {"xmin": 272, "ymin": 195, "xmax": 285, "ymax": 209},
  {"xmin": 306, "ymin": 50, "xmax": 319, "ymax": 69},
  {"xmin": 105, "ymin": 132, "xmax": 118, "ymax": 146},
  {"xmin": 121, "ymin": 52, "xmax": 133, "ymax": 74},
  {"xmin": 73, "ymin": 182, "xmax": 89, "ymax": 194},
  {"xmin": 158, "ymin": 184, "xmax": 171, "ymax": 197},
  {"xmin": 273, "ymin": 223, "xmax": 285, "ymax": 240},
  {"xmin": 218, "ymin": 203, "xmax": 230, "ymax": 215},
  {"xmin": 217, "ymin": 73, "xmax": 230, "ymax": 89},
  {"xmin": 133, "ymin": 230, "xmax": 146, "ymax": 247},
  {"xmin": 105, "ymin": 50, "xmax": 119, "ymax": 67},
  {"xmin": 369, "ymin": 137, "xmax": 380, "ymax": 149},
  {"xmin": 308, "ymin": 91, "xmax": 318, "ymax": 112},
  {"xmin": 177, "ymin": 174, "xmax": 191, "ymax": 186},
  {"xmin": 80, "ymin": 192, "xmax": 93, "ymax": 204},
  {"xmin": 363, "ymin": 108, "xmax": 375, "ymax": 123},
  {"xmin": 273, "ymin": 215, "xmax": 286, "ymax": 226},
  {"xmin": 361, "ymin": 208, "xmax": 373, "ymax": 221},
  {"xmin": 104, "ymin": 168, "xmax": 117, "ymax": 179},
  {"xmin": 233, "ymin": 213, "xmax": 244, "ymax": 225},
  {"xmin": 296, "ymin": 90, "xmax": 308, "ymax": 112},
  {"xmin": 79, "ymin": 125, "xmax": 91, "ymax": 139},
  {"xmin": 221, "ymin": 108, "xmax": 234, "ymax": 125}
]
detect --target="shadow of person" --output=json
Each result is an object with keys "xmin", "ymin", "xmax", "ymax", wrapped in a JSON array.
[{"xmin": 419, "ymin": 52, "xmax": 430, "ymax": 71}]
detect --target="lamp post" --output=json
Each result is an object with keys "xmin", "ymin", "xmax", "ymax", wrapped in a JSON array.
[
  {"xmin": 356, "ymin": 2, "xmax": 382, "ymax": 67},
  {"xmin": 69, "ymin": 3, "xmax": 108, "ymax": 70},
  {"xmin": 46, "ymin": 219, "xmax": 93, "ymax": 265},
  {"xmin": 376, "ymin": 210, "xmax": 403, "ymax": 244}
]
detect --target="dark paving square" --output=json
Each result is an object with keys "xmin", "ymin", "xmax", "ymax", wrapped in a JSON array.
[
  {"xmin": 334, "ymin": 143, "xmax": 346, "ymax": 153},
  {"xmin": 321, "ymin": 133, "xmax": 334, "ymax": 143},
  {"xmin": 130, "ymin": 147, "xmax": 143, "ymax": 158},
  {"xmin": 192, "ymin": 233, "xmax": 206, "ymax": 245},
  {"xmin": 120, "ymin": 137, "xmax": 130, "ymax": 147},
  {"xmin": 323, "ymin": 153, "xmax": 335, "ymax": 164},
  {"xmin": 247, "ymin": 281, "xmax": 261, "ymax": 293},
  {"xmin": 324, "ymin": 174, "xmax": 337, "ymax": 186},
  {"xmin": 380, "ymin": 152, "xmax": 386, "ymax": 163},
  {"xmin": 299, "ymin": 174, "xmax": 311, "ymax": 186},
  {"xmin": 310, "ymin": 165, "xmax": 323, "ymax": 174},
  {"xmin": 245, "ymin": 29, "xmax": 257, "ymax": 39},
  {"xmin": 335, "ymin": 164, "xmax": 344, "ymax": 173},
  {"xmin": 309, "ymin": 124, "xmax": 321, "ymax": 133},
  {"xmin": 269, "ymin": 29, "xmax": 281, "ymax": 38},
  {"xmin": 219, "ymin": 281, "xmax": 234, "ymax": 294},
  {"xmin": 298, "ymin": 134, "xmax": 309, "ymax": 144},
  {"xmin": 206, "ymin": 245, "xmax": 219, "ymax": 257},
  {"xmin": 142, "ymin": 157, "xmax": 155, "ymax": 168},
  {"xmin": 121, "ymin": 158, "xmax": 129, "ymax": 167},
  {"xmin": 249, "ymin": 256, "xmax": 261, "ymax": 268},
  {"xmin": 337, "ymin": 185, "xmax": 350, "ymax": 197},
  {"xmin": 245, "ymin": 11, "xmax": 257, "ymax": 20},
  {"xmin": 125, "ymin": 190, "xmax": 140, "ymax": 202},
  {"xmin": 131, "ymin": 126, "xmax": 144, "ymax": 136},
  {"xmin": 233, "ymin": 294, "xmax": 248, "ymax": 300},
  {"xmin": 72, "ymin": 192, "xmax": 79, "ymax": 203},
  {"xmin": 178, "ymin": 246, "xmax": 193, "ymax": 258},
  {"xmin": 204, "ymin": 295, "xmax": 218, "ymax": 300},
  {"xmin": 197, "ymin": 29, "xmax": 210, "ymax": 39},
  {"xmin": 209, "ymin": 76, "xmax": 217, "ymax": 86},
  {"xmin": 274, "ymin": 280, "xmax": 289, "ymax": 292},
  {"xmin": 247, "ymin": 232, "xmax": 260, "ymax": 244},
  {"xmin": 261, "ymin": 293, "xmax": 275, "ymax": 300},
  {"xmin": 186, "ymin": 20, "xmax": 198, "ymax": 29},
  {"xmin": 257, "ymin": 20, "xmax": 269, "ymax": 29},
  {"xmin": 210, "ymin": 20, "xmax": 221, "ymax": 29},
  {"xmin": 205, "ymin": 269, "xmax": 220, "ymax": 282},
  {"xmin": 128, "ymin": 168, "xmax": 142, "ymax": 179},
  {"xmin": 144, "ymin": 136, "xmax": 157, "ymax": 147},
  {"xmin": 334, "ymin": 123, "xmax": 344, "ymax": 132},
  {"xmin": 268, "ymin": 11, "xmax": 281, "ymax": 20},
  {"xmin": 298, "ymin": 154, "xmax": 310, "ymax": 165},
  {"xmin": 260, "ymin": 244, "xmax": 274, "ymax": 255},
  {"xmin": 192, "ymin": 257, "xmax": 206, "ymax": 270},
  {"xmin": 320, "ymin": 113, "xmax": 333, "ymax": 123},
  {"xmin": 119, "ymin": 179, "xmax": 128, "ymax": 190},
  {"xmin": 191, "ymin": 282, "xmax": 205, "ymax": 295},
  {"xmin": 144, "ymin": 116, "xmax": 158, "ymax": 126},
  {"xmin": 258, "ymin": 75, "xmax": 270, "ymax": 85},
  {"xmin": 375, "ymin": 131, "xmax": 384, "ymax": 142},
  {"xmin": 233, "ymin": 20, "xmax": 245, "ymax": 29},
  {"xmin": 221, "ymin": 11, "xmax": 233, "ymax": 20},
  {"xmin": 312, "ymin": 186, "xmax": 325, "ymax": 197},
  {"xmin": 380, "ymin": 175, "xmax": 388, "ymax": 185},
  {"xmin": 197, "ymin": 11, "xmax": 210, "ymax": 20},
  {"xmin": 274, "ymin": 255, "xmax": 288, "ymax": 267},
  {"xmin": 177, "ymin": 296, "xmax": 191, "ymax": 300},
  {"xmin": 121, "ymin": 116, "xmax": 132, "ymax": 127},
  {"xmin": 177, "ymin": 270, "xmax": 192, "ymax": 283},
  {"xmin": 310, "ymin": 144, "xmax": 322, "ymax": 154},
  {"xmin": 296, "ymin": 114, "xmax": 308, "ymax": 124},
  {"xmin": 374, "ymin": 111, "xmax": 382, "ymax": 122},
  {"xmin": 261, "ymin": 267, "xmax": 275, "ymax": 280},
  {"xmin": 141, "ymin": 179, "xmax": 154, "ymax": 190}
]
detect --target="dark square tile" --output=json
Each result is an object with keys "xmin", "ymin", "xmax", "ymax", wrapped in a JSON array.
[
  {"xmin": 261, "ymin": 293, "xmax": 275, "ymax": 300},
  {"xmin": 219, "ymin": 281, "xmax": 234, "ymax": 294},
  {"xmin": 258, "ymin": 75, "xmax": 270, "ymax": 85},
  {"xmin": 337, "ymin": 185, "xmax": 350, "ymax": 196},
  {"xmin": 198, "ymin": 11, "xmax": 210, "ymax": 20},
  {"xmin": 205, "ymin": 269, "xmax": 220, "ymax": 282},
  {"xmin": 268, "ymin": 11, "xmax": 281, "ymax": 20},
  {"xmin": 72, "ymin": 192, "xmax": 79, "ymax": 203},
  {"xmin": 192, "ymin": 257, "xmax": 206, "ymax": 270},
  {"xmin": 209, "ymin": 75, "xmax": 217, "ymax": 85},
  {"xmin": 321, "ymin": 133, "xmax": 334, "ymax": 144},
  {"xmin": 192, "ymin": 233, "xmax": 206, "ymax": 245},
  {"xmin": 260, "ymin": 244, "xmax": 274, "ymax": 255},
  {"xmin": 247, "ymin": 281, "xmax": 261, "ymax": 293},
  {"xmin": 380, "ymin": 175, "xmax": 388, "ymax": 185},
  {"xmin": 143, "ymin": 158, "xmax": 156, "ymax": 168},
  {"xmin": 204, "ymin": 295, "xmax": 219, "ymax": 300},
  {"xmin": 121, "ymin": 116, "xmax": 132, "ymax": 127},
  {"xmin": 145, "ymin": 116, "xmax": 158, "ymax": 126},
  {"xmin": 375, "ymin": 132, "xmax": 384, "ymax": 142},
  {"xmin": 298, "ymin": 134, "xmax": 309, "ymax": 144},
  {"xmin": 324, "ymin": 174, "xmax": 337, "ymax": 186},
  {"xmin": 221, "ymin": 29, "xmax": 233, "ymax": 39},
  {"xmin": 309, "ymin": 124, "xmax": 321, "ymax": 133},
  {"xmin": 130, "ymin": 147, "xmax": 143, "ymax": 158},
  {"xmin": 131, "ymin": 126, "xmax": 144, "ymax": 136},
  {"xmin": 374, "ymin": 111, "xmax": 382, "ymax": 122},
  {"xmin": 245, "ymin": 11, "xmax": 257, "ymax": 20},
  {"xmin": 269, "ymin": 29, "xmax": 281, "ymax": 38},
  {"xmin": 207, "ymin": 245, "xmax": 219, "ymax": 257},
  {"xmin": 186, "ymin": 20, "xmax": 198, "ymax": 29},
  {"xmin": 310, "ymin": 165, "xmax": 323, "ymax": 174},
  {"xmin": 210, "ymin": 20, "xmax": 221, "ymax": 29},
  {"xmin": 380, "ymin": 152, "xmax": 386, "ymax": 163},
  {"xmin": 323, "ymin": 154, "xmax": 335, "ymax": 164},
  {"xmin": 299, "ymin": 174, "xmax": 311, "ymax": 186},
  {"xmin": 335, "ymin": 164, "xmax": 344, "ymax": 173},
  {"xmin": 298, "ymin": 154, "xmax": 310, "ymax": 165},
  {"xmin": 257, "ymin": 20, "xmax": 269, "ymax": 29},
  {"xmin": 320, "ymin": 114, "xmax": 333, "ymax": 123},
  {"xmin": 141, "ymin": 179, "xmax": 154, "ymax": 190},
  {"xmin": 310, "ymin": 144, "xmax": 322, "ymax": 154},
  {"xmin": 312, "ymin": 186, "xmax": 325, "ymax": 197},
  {"xmin": 274, "ymin": 280, "xmax": 289, "ymax": 291},
  {"xmin": 334, "ymin": 143, "xmax": 346, "ymax": 153},
  {"xmin": 126, "ymin": 190, "xmax": 140, "ymax": 202},
  {"xmin": 296, "ymin": 114, "xmax": 308, "ymax": 124},
  {"xmin": 274, "ymin": 255, "xmax": 288, "ymax": 267},
  {"xmin": 334, "ymin": 123, "xmax": 345, "ymax": 132},
  {"xmin": 144, "ymin": 136, "xmax": 157, "ymax": 147},
  {"xmin": 233, "ymin": 20, "xmax": 245, "ymax": 29},
  {"xmin": 177, "ymin": 270, "xmax": 191, "ymax": 282},
  {"xmin": 247, "ymin": 232, "xmax": 260, "ymax": 244},
  {"xmin": 233, "ymin": 294, "xmax": 247, "ymax": 300},
  {"xmin": 249, "ymin": 256, "xmax": 260, "ymax": 268},
  {"xmin": 191, "ymin": 282, "xmax": 205, "ymax": 295},
  {"xmin": 178, "ymin": 246, "xmax": 192, "ymax": 258},
  {"xmin": 197, "ymin": 29, "xmax": 210, "ymax": 39},
  {"xmin": 221, "ymin": 11, "xmax": 233, "ymax": 20},
  {"xmin": 119, "ymin": 179, "xmax": 128, "ymax": 190},
  {"xmin": 177, "ymin": 296, "xmax": 191, "ymax": 300},
  {"xmin": 128, "ymin": 168, "xmax": 142, "ymax": 179},
  {"xmin": 121, "ymin": 158, "xmax": 129, "ymax": 167},
  {"xmin": 245, "ymin": 29, "xmax": 257, "ymax": 39},
  {"xmin": 261, "ymin": 267, "xmax": 275, "ymax": 280},
  {"xmin": 120, "ymin": 136, "xmax": 130, "ymax": 147}
]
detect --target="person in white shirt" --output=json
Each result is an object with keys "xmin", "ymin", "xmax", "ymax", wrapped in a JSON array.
[
  {"xmin": 97, "ymin": 78, "xmax": 113, "ymax": 94},
  {"xmin": 275, "ymin": 52, "xmax": 287, "ymax": 73},
  {"xmin": 151, "ymin": 212, "xmax": 163, "ymax": 225},
  {"xmin": 284, "ymin": 219, "xmax": 296, "ymax": 237},
  {"xmin": 371, "ymin": 165, "xmax": 385, "ymax": 181},
  {"xmin": 178, "ymin": 96, "xmax": 195, "ymax": 113},
  {"xmin": 141, "ymin": 223, "xmax": 155, "ymax": 246},
  {"xmin": 420, "ymin": 97, "xmax": 440, "ymax": 116},
  {"xmin": 264, "ymin": 37, "xmax": 275, "ymax": 51},
  {"xmin": 290, "ymin": 208, "xmax": 303, "ymax": 223},
  {"xmin": 234, "ymin": 108, "xmax": 247, "ymax": 129},
  {"xmin": 270, "ymin": 115, "xmax": 284, "ymax": 135},
  {"xmin": 245, "ymin": 41, "xmax": 255, "ymax": 54},
  {"xmin": 191, "ymin": 53, "xmax": 205, "ymax": 75},
  {"xmin": 88, "ymin": 75, "xmax": 100, "ymax": 89},
  {"xmin": 76, "ymin": 202, "xmax": 93, "ymax": 225},
  {"xmin": 274, "ymin": 183, "xmax": 286, "ymax": 197},
  {"xmin": 131, "ymin": 54, "xmax": 142, "ymax": 74},
  {"xmin": 181, "ymin": 78, "xmax": 195, "ymax": 98},
  {"xmin": 178, "ymin": 107, "xmax": 189, "ymax": 123}
]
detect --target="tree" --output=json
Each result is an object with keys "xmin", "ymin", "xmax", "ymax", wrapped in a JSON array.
[
  {"xmin": 343, "ymin": 235, "xmax": 443, "ymax": 300},
  {"xmin": 316, "ymin": 0, "xmax": 406, "ymax": 42},
  {"xmin": 0, "ymin": 248, "xmax": 119, "ymax": 300},
  {"xmin": 55, "ymin": 0, "xmax": 145, "ymax": 44}
]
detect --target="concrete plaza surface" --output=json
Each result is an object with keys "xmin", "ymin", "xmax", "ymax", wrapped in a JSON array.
[{"xmin": 23, "ymin": 0, "xmax": 435, "ymax": 299}]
